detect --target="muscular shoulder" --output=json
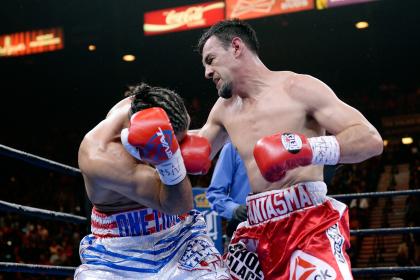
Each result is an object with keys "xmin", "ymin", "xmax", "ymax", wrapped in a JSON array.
[
  {"xmin": 79, "ymin": 98, "xmax": 131, "ymax": 169},
  {"xmin": 107, "ymin": 97, "xmax": 132, "ymax": 117},
  {"xmin": 282, "ymin": 72, "xmax": 338, "ymax": 112}
]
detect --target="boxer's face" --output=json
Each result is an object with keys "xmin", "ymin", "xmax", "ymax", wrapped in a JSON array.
[{"xmin": 202, "ymin": 36, "xmax": 234, "ymax": 99}]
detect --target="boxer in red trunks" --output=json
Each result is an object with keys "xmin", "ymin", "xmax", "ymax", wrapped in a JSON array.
[{"xmin": 195, "ymin": 19, "xmax": 383, "ymax": 279}]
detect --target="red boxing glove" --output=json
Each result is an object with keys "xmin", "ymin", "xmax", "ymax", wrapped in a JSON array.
[
  {"xmin": 180, "ymin": 134, "xmax": 212, "ymax": 175},
  {"xmin": 253, "ymin": 133, "xmax": 313, "ymax": 182},
  {"xmin": 121, "ymin": 107, "xmax": 186, "ymax": 185},
  {"xmin": 254, "ymin": 132, "xmax": 340, "ymax": 182}
]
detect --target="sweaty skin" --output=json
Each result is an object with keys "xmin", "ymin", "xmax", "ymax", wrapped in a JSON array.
[
  {"xmin": 199, "ymin": 36, "xmax": 383, "ymax": 193},
  {"xmin": 78, "ymin": 98, "xmax": 193, "ymax": 214}
]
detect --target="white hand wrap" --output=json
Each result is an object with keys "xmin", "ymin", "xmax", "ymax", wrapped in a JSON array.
[
  {"xmin": 121, "ymin": 128, "xmax": 141, "ymax": 160},
  {"xmin": 155, "ymin": 149, "xmax": 187, "ymax": 186},
  {"xmin": 308, "ymin": 136, "xmax": 340, "ymax": 165}
]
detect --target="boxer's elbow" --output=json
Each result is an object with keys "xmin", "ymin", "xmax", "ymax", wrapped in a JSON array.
[
  {"xmin": 163, "ymin": 202, "xmax": 193, "ymax": 215},
  {"xmin": 174, "ymin": 199, "xmax": 193, "ymax": 215},
  {"xmin": 368, "ymin": 131, "xmax": 384, "ymax": 157},
  {"xmin": 183, "ymin": 200, "xmax": 194, "ymax": 214},
  {"xmin": 162, "ymin": 195, "xmax": 193, "ymax": 215}
]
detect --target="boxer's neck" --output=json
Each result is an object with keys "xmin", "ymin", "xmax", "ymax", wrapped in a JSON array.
[{"xmin": 234, "ymin": 59, "xmax": 271, "ymax": 99}]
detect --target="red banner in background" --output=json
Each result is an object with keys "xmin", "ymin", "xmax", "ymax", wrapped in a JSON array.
[
  {"xmin": 0, "ymin": 28, "xmax": 64, "ymax": 57},
  {"xmin": 226, "ymin": 0, "xmax": 313, "ymax": 20},
  {"xmin": 143, "ymin": 2, "xmax": 225, "ymax": 36}
]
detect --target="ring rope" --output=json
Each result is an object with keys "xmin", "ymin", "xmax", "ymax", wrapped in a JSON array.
[
  {"xmin": 0, "ymin": 144, "xmax": 80, "ymax": 176},
  {"xmin": 1, "ymin": 262, "xmax": 419, "ymax": 276},
  {"xmin": 1, "ymin": 144, "xmax": 418, "ymax": 198},
  {"xmin": 331, "ymin": 189, "xmax": 420, "ymax": 200},
  {"xmin": 350, "ymin": 226, "xmax": 420, "ymax": 236},
  {"xmin": 352, "ymin": 266, "xmax": 420, "ymax": 275},
  {"xmin": 0, "ymin": 262, "xmax": 76, "ymax": 276},
  {"xmin": 0, "ymin": 199, "xmax": 87, "ymax": 224},
  {"xmin": 2, "ymin": 198, "xmax": 420, "ymax": 235}
]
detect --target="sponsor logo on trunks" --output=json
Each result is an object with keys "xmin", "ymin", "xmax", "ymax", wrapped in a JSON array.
[
  {"xmin": 281, "ymin": 133, "xmax": 303, "ymax": 154},
  {"xmin": 326, "ymin": 224, "xmax": 346, "ymax": 264},
  {"xmin": 247, "ymin": 185, "xmax": 314, "ymax": 225},
  {"xmin": 179, "ymin": 239, "xmax": 221, "ymax": 271},
  {"xmin": 226, "ymin": 242, "xmax": 263, "ymax": 280},
  {"xmin": 115, "ymin": 209, "xmax": 179, "ymax": 237},
  {"xmin": 290, "ymin": 250, "xmax": 336, "ymax": 280}
]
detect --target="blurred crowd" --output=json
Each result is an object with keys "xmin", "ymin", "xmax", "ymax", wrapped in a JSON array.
[
  {"xmin": 328, "ymin": 157, "xmax": 382, "ymax": 264},
  {"xmin": 0, "ymin": 152, "xmax": 86, "ymax": 279},
  {"xmin": 0, "ymin": 215, "xmax": 82, "ymax": 280},
  {"xmin": 396, "ymin": 158, "xmax": 420, "ymax": 269}
]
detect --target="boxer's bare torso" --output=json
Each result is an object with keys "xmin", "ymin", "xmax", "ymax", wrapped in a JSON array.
[
  {"xmin": 199, "ymin": 35, "xmax": 382, "ymax": 194},
  {"xmin": 201, "ymin": 72, "xmax": 325, "ymax": 193}
]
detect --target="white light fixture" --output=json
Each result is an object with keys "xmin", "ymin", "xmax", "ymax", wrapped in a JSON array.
[
  {"xmin": 88, "ymin": 44, "xmax": 96, "ymax": 51},
  {"xmin": 123, "ymin": 54, "xmax": 136, "ymax": 62},
  {"xmin": 402, "ymin": 137, "xmax": 413, "ymax": 145},
  {"xmin": 355, "ymin": 21, "xmax": 369, "ymax": 29}
]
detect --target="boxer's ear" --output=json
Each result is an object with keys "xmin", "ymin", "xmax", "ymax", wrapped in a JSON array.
[{"xmin": 231, "ymin": 37, "xmax": 244, "ymax": 57}]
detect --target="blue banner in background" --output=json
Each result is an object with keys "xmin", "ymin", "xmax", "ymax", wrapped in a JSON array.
[{"xmin": 192, "ymin": 187, "xmax": 223, "ymax": 254}]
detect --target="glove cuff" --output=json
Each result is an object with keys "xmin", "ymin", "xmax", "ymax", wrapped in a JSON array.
[
  {"xmin": 308, "ymin": 136, "xmax": 340, "ymax": 165},
  {"xmin": 156, "ymin": 149, "xmax": 187, "ymax": 186},
  {"xmin": 121, "ymin": 128, "xmax": 141, "ymax": 160}
]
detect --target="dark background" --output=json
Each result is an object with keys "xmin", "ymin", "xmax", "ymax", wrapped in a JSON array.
[{"xmin": 0, "ymin": 0, "xmax": 419, "ymax": 166}]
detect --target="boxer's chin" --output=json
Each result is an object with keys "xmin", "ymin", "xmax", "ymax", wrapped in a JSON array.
[{"xmin": 218, "ymin": 82, "xmax": 233, "ymax": 99}]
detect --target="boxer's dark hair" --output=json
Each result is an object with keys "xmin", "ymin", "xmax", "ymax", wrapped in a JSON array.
[
  {"xmin": 197, "ymin": 19, "xmax": 259, "ymax": 55},
  {"xmin": 125, "ymin": 83, "xmax": 189, "ymax": 133}
]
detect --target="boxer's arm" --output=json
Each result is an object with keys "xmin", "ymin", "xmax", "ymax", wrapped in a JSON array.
[
  {"xmin": 197, "ymin": 99, "xmax": 229, "ymax": 159},
  {"xmin": 289, "ymin": 74, "xmax": 383, "ymax": 163},
  {"xmin": 79, "ymin": 119, "xmax": 193, "ymax": 215}
]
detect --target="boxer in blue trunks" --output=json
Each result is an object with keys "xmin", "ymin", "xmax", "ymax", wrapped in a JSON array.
[{"xmin": 76, "ymin": 83, "xmax": 230, "ymax": 279}]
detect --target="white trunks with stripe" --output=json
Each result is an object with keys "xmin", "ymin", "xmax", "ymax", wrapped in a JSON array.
[{"xmin": 75, "ymin": 208, "xmax": 230, "ymax": 280}]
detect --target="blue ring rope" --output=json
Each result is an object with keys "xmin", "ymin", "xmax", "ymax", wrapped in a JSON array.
[
  {"xmin": 350, "ymin": 227, "xmax": 420, "ymax": 236},
  {"xmin": 1, "ymin": 197, "xmax": 418, "ymax": 234},
  {"xmin": 1, "ymin": 262, "xmax": 419, "ymax": 276},
  {"xmin": 1, "ymin": 143, "xmax": 419, "ymax": 199},
  {"xmin": 331, "ymin": 189, "xmax": 420, "ymax": 200},
  {"xmin": 0, "ymin": 199, "xmax": 87, "ymax": 224},
  {"xmin": 2, "ymin": 198, "xmax": 419, "ymax": 235},
  {"xmin": 352, "ymin": 266, "xmax": 420, "ymax": 275},
  {"xmin": 0, "ymin": 262, "xmax": 76, "ymax": 276},
  {"xmin": 0, "ymin": 144, "xmax": 80, "ymax": 176}
]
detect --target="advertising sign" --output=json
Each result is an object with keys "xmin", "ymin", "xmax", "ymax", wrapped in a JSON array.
[
  {"xmin": 0, "ymin": 28, "xmax": 64, "ymax": 57},
  {"xmin": 226, "ymin": 0, "xmax": 314, "ymax": 20},
  {"xmin": 144, "ymin": 2, "xmax": 225, "ymax": 36}
]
